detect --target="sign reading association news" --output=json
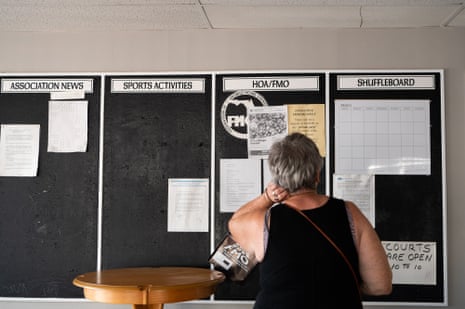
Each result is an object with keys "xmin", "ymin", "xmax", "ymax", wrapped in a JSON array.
[{"xmin": 1, "ymin": 78, "xmax": 94, "ymax": 93}]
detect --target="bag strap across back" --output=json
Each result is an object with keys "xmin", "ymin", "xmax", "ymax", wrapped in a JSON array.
[{"xmin": 284, "ymin": 203, "xmax": 362, "ymax": 299}]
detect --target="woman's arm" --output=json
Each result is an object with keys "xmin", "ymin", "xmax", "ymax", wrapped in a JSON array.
[
  {"xmin": 228, "ymin": 183, "xmax": 288, "ymax": 261},
  {"xmin": 228, "ymin": 193, "xmax": 271, "ymax": 261},
  {"xmin": 346, "ymin": 201, "xmax": 393, "ymax": 295}
]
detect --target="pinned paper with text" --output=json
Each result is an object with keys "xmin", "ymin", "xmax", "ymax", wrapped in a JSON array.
[
  {"xmin": 287, "ymin": 104, "xmax": 326, "ymax": 157},
  {"xmin": 48, "ymin": 100, "xmax": 88, "ymax": 152},
  {"xmin": 247, "ymin": 105, "xmax": 288, "ymax": 159},
  {"xmin": 332, "ymin": 174, "xmax": 375, "ymax": 226},
  {"xmin": 167, "ymin": 178, "xmax": 209, "ymax": 232},
  {"xmin": 220, "ymin": 158, "xmax": 261, "ymax": 212},
  {"xmin": 383, "ymin": 241, "xmax": 436, "ymax": 285},
  {"xmin": 0, "ymin": 124, "xmax": 40, "ymax": 177},
  {"xmin": 335, "ymin": 99, "xmax": 431, "ymax": 175}
]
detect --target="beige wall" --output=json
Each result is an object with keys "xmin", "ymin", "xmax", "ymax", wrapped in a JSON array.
[{"xmin": 0, "ymin": 27, "xmax": 464, "ymax": 309}]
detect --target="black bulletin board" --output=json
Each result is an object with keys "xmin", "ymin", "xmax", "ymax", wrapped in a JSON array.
[
  {"xmin": 0, "ymin": 75, "xmax": 101, "ymax": 298},
  {"xmin": 0, "ymin": 71, "xmax": 446, "ymax": 306},
  {"xmin": 328, "ymin": 71, "xmax": 445, "ymax": 305},
  {"xmin": 213, "ymin": 72, "xmax": 326, "ymax": 300},
  {"xmin": 102, "ymin": 74, "xmax": 212, "ymax": 270}
]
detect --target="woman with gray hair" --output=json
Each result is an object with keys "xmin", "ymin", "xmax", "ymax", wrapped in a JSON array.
[{"xmin": 228, "ymin": 132, "xmax": 392, "ymax": 309}]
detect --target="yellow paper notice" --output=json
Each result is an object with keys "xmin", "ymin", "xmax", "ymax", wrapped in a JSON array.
[{"xmin": 287, "ymin": 104, "xmax": 326, "ymax": 157}]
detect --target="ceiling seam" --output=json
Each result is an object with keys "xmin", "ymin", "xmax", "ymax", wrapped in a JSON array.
[
  {"xmin": 196, "ymin": 0, "xmax": 213, "ymax": 29},
  {"xmin": 359, "ymin": 6, "xmax": 364, "ymax": 28},
  {"xmin": 440, "ymin": 3, "xmax": 465, "ymax": 27}
]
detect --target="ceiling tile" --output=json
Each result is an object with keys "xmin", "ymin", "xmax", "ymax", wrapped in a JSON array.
[
  {"xmin": 0, "ymin": 0, "xmax": 198, "ymax": 4},
  {"xmin": 204, "ymin": 5, "xmax": 362, "ymax": 29},
  {"xmin": 201, "ymin": 0, "xmax": 463, "ymax": 5},
  {"xmin": 0, "ymin": 4, "xmax": 210, "ymax": 31},
  {"xmin": 0, "ymin": 0, "xmax": 464, "ymax": 31},
  {"xmin": 361, "ymin": 5, "xmax": 461, "ymax": 28}
]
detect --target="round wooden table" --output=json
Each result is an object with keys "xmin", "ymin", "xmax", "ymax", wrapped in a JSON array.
[{"xmin": 73, "ymin": 267, "xmax": 225, "ymax": 309}]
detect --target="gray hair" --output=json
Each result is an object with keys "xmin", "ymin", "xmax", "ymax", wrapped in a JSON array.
[{"xmin": 267, "ymin": 133, "xmax": 323, "ymax": 193}]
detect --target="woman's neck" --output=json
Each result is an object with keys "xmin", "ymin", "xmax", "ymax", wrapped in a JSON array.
[
  {"xmin": 289, "ymin": 188, "xmax": 317, "ymax": 197},
  {"xmin": 285, "ymin": 188, "xmax": 327, "ymax": 209}
]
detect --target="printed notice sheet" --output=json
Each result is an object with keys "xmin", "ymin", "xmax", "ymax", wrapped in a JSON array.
[
  {"xmin": 287, "ymin": 104, "xmax": 326, "ymax": 157},
  {"xmin": 167, "ymin": 178, "xmax": 209, "ymax": 232},
  {"xmin": 262, "ymin": 158, "xmax": 272, "ymax": 189},
  {"xmin": 335, "ymin": 99, "xmax": 431, "ymax": 175},
  {"xmin": 333, "ymin": 174, "xmax": 375, "ymax": 226},
  {"xmin": 220, "ymin": 159, "xmax": 261, "ymax": 212},
  {"xmin": 383, "ymin": 241, "xmax": 436, "ymax": 285},
  {"xmin": 0, "ymin": 124, "xmax": 40, "ymax": 177},
  {"xmin": 50, "ymin": 91, "xmax": 85, "ymax": 100},
  {"xmin": 248, "ymin": 105, "xmax": 288, "ymax": 159},
  {"xmin": 48, "ymin": 100, "xmax": 88, "ymax": 152}
]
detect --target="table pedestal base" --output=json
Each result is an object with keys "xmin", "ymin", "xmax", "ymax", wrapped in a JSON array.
[{"xmin": 133, "ymin": 304, "xmax": 163, "ymax": 309}]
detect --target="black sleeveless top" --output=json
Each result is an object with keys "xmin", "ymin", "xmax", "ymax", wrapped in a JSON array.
[{"xmin": 254, "ymin": 197, "xmax": 362, "ymax": 309}]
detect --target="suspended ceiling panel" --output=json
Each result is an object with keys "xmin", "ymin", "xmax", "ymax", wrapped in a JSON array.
[
  {"xmin": 204, "ymin": 6, "xmax": 362, "ymax": 29},
  {"xmin": 0, "ymin": 0, "xmax": 463, "ymax": 31},
  {"xmin": 0, "ymin": 3, "xmax": 210, "ymax": 31},
  {"xmin": 361, "ymin": 5, "xmax": 462, "ymax": 28}
]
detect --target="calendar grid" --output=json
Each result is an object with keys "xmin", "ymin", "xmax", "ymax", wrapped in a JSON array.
[{"xmin": 335, "ymin": 99, "xmax": 431, "ymax": 175}]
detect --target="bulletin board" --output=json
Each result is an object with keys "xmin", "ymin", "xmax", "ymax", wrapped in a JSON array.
[
  {"xmin": 0, "ymin": 70, "xmax": 446, "ymax": 306},
  {"xmin": 0, "ymin": 75, "xmax": 101, "ymax": 298},
  {"xmin": 101, "ymin": 74, "xmax": 213, "ymax": 270},
  {"xmin": 328, "ymin": 71, "xmax": 446, "ymax": 305},
  {"xmin": 213, "ymin": 72, "xmax": 326, "ymax": 300}
]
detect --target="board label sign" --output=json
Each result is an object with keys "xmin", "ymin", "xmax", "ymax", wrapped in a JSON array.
[
  {"xmin": 1, "ymin": 79, "xmax": 94, "ymax": 93},
  {"xmin": 111, "ymin": 78, "xmax": 205, "ymax": 93},
  {"xmin": 223, "ymin": 76, "xmax": 319, "ymax": 91},
  {"xmin": 337, "ymin": 75, "xmax": 435, "ymax": 90}
]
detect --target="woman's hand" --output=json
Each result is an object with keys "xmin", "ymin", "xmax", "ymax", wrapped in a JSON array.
[{"xmin": 264, "ymin": 183, "xmax": 289, "ymax": 203}]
